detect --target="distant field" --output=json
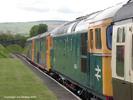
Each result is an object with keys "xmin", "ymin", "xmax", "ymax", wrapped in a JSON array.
[
  {"xmin": 0, "ymin": 58, "xmax": 57, "ymax": 100},
  {"xmin": 0, "ymin": 20, "xmax": 67, "ymax": 35}
]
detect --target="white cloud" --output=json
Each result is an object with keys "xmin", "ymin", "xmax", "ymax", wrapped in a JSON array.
[{"xmin": 0, "ymin": 0, "xmax": 128, "ymax": 22}]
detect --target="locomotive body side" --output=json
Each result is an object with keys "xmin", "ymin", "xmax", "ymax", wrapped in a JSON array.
[
  {"xmin": 52, "ymin": 31, "xmax": 88, "ymax": 87},
  {"xmin": 25, "ymin": 33, "xmax": 52, "ymax": 71},
  {"xmin": 88, "ymin": 18, "xmax": 113, "ymax": 99},
  {"xmin": 23, "ymin": 3, "xmax": 125, "ymax": 100},
  {"xmin": 112, "ymin": 1, "xmax": 133, "ymax": 100},
  {"xmin": 51, "ymin": 6, "xmax": 121, "ymax": 99}
]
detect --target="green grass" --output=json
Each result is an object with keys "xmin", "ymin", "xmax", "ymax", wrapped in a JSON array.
[
  {"xmin": 0, "ymin": 58, "xmax": 57, "ymax": 100},
  {"xmin": 0, "ymin": 44, "xmax": 10, "ymax": 58},
  {"xmin": 6, "ymin": 44, "xmax": 23, "ymax": 53}
]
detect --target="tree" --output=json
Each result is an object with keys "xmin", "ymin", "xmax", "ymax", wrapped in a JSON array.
[
  {"xmin": 30, "ymin": 25, "xmax": 39, "ymax": 37},
  {"xmin": 0, "ymin": 34, "xmax": 27, "ymax": 48},
  {"xmin": 29, "ymin": 24, "xmax": 48, "ymax": 37},
  {"xmin": 38, "ymin": 24, "xmax": 48, "ymax": 34},
  {"xmin": 15, "ymin": 34, "xmax": 27, "ymax": 48}
]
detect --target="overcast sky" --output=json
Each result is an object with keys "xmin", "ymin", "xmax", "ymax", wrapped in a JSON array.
[{"xmin": 0, "ymin": 0, "xmax": 128, "ymax": 22}]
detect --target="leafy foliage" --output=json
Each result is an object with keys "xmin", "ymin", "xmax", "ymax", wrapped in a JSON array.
[
  {"xmin": 38, "ymin": 24, "xmax": 48, "ymax": 34},
  {"xmin": 30, "ymin": 24, "xmax": 48, "ymax": 37},
  {"xmin": 6, "ymin": 44, "xmax": 23, "ymax": 53},
  {"xmin": 0, "ymin": 34, "xmax": 27, "ymax": 48},
  {"xmin": 14, "ymin": 34, "xmax": 27, "ymax": 48},
  {"xmin": 0, "ymin": 44, "xmax": 10, "ymax": 58},
  {"xmin": 29, "ymin": 25, "xmax": 39, "ymax": 37}
]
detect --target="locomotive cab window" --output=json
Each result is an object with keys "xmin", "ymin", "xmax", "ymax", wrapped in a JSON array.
[
  {"xmin": 90, "ymin": 29, "xmax": 93, "ymax": 49},
  {"xmin": 95, "ymin": 28, "xmax": 102, "ymax": 49},
  {"xmin": 116, "ymin": 27, "xmax": 125, "ymax": 77},
  {"xmin": 106, "ymin": 25, "xmax": 113, "ymax": 49}
]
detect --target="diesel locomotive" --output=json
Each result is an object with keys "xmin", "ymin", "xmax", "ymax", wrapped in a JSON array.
[
  {"xmin": 24, "ymin": 1, "xmax": 133, "ymax": 100},
  {"xmin": 112, "ymin": 0, "xmax": 133, "ymax": 100}
]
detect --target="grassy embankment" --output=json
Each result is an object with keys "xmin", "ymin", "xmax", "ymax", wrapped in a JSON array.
[
  {"xmin": 0, "ymin": 44, "xmax": 10, "ymax": 58},
  {"xmin": 0, "ymin": 45, "xmax": 57, "ymax": 100}
]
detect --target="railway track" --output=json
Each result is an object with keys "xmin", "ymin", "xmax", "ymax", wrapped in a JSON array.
[{"xmin": 16, "ymin": 54, "xmax": 82, "ymax": 100}]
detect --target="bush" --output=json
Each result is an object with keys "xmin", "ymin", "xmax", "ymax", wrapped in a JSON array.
[
  {"xmin": 0, "ymin": 34, "xmax": 27, "ymax": 48},
  {"xmin": 6, "ymin": 44, "xmax": 23, "ymax": 53},
  {"xmin": 0, "ymin": 44, "xmax": 10, "ymax": 58}
]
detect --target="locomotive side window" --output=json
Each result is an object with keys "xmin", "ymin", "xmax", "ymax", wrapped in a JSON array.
[
  {"xmin": 90, "ymin": 29, "xmax": 93, "ymax": 49},
  {"xmin": 95, "ymin": 28, "xmax": 102, "ymax": 49},
  {"xmin": 81, "ymin": 33, "xmax": 88, "ymax": 73},
  {"xmin": 116, "ymin": 27, "xmax": 125, "ymax": 77},
  {"xmin": 81, "ymin": 33, "xmax": 87, "ymax": 55},
  {"xmin": 117, "ymin": 27, "xmax": 125, "ymax": 43},
  {"xmin": 116, "ymin": 46, "xmax": 124, "ymax": 77},
  {"xmin": 81, "ymin": 58, "xmax": 87, "ymax": 73},
  {"xmin": 106, "ymin": 25, "xmax": 113, "ymax": 49}
]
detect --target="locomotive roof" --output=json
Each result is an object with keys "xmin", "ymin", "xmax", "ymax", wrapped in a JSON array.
[
  {"xmin": 51, "ymin": 11, "xmax": 102, "ymax": 36},
  {"xmin": 73, "ymin": 11, "xmax": 101, "ymax": 32},
  {"xmin": 27, "ymin": 23, "xmax": 67, "ymax": 41},
  {"xmin": 27, "ymin": 32, "xmax": 49, "ymax": 41},
  {"xmin": 27, "ymin": 3, "xmax": 124, "ymax": 39},
  {"xmin": 50, "ymin": 22, "xmax": 69, "ymax": 36},
  {"xmin": 27, "ymin": 35, "xmax": 39, "ymax": 41},
  {"xmin": 92, "ymin": 3, "xmax": 123, "ymax": 22},
  {"xmin": 113, "ymin": 1, "xmax": 133, "ymax": 22},
  {"xmin": 52, "ymin": 3, "xmax": 123, "ymax": 37}
]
